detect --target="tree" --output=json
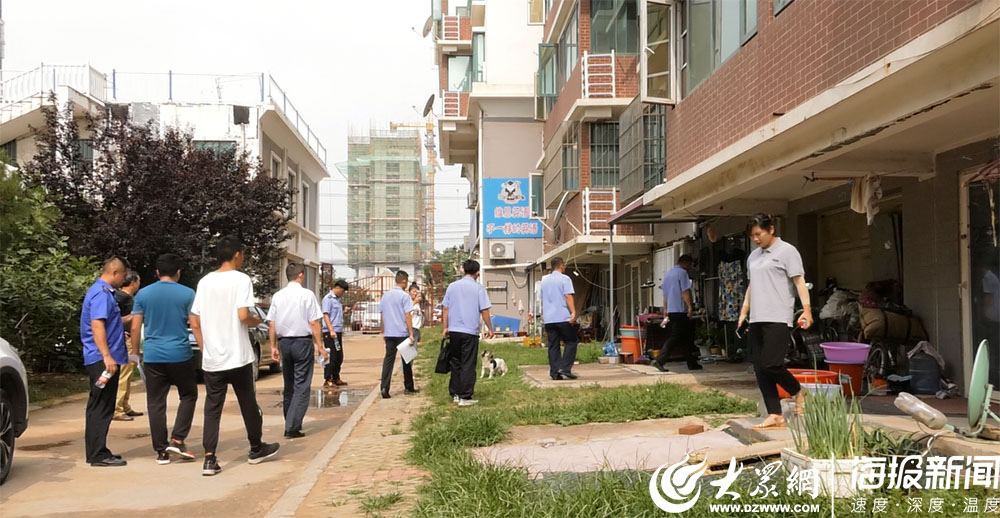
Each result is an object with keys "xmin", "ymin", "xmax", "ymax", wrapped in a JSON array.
[
  {"xmin": 0, "ymin": 162, "xmax": 97, "ymax": 371},
  {"xmin": 22, "ymin": 100, "xmax": 293, "ymax": 293}
]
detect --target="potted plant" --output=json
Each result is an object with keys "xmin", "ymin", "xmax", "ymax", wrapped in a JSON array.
[{"xmin": 782, "ymin": 392, "xmax": 866, "ymax": 498}]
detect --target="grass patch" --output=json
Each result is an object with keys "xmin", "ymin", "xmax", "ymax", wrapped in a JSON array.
[
  {"xmin": 27, "ymin": 371, "xmax": 90, "ymax": 406},
  {"xmin": 359, "ymin": 491, "xmax": 403, "ymax": 514},
  {"xmin": 346, "ymin": 488, "xmax": 366, "ymax": 496},
  {"xmin": 389, "ymin": 427, "xmax": 403, "ymax": 435}
]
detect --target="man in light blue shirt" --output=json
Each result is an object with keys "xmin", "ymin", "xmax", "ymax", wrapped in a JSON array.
[
  {"xmin": 652, "ymin": 255, "xmax": 701, "ymax": 372},
  {"xmin": 322, "ymin": 279, "xmax": 350, "ymax": 388},
  {"xmin": 442, "ymin": 260, "xmax": 494, "ymax": 406},
  {"xmin": 379, "ymin": 271, "xmax": 416, "ymax": 399},
  {"xmin": 540, "ymin": 257, "xmax": 578, "ymax": 380}
]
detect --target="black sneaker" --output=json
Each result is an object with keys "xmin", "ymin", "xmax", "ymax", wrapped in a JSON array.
[
  {"xmin": 284, "ymin": 430, "xmax": 305, "ymax": 438},
  {"xmin": 166, "ymin": 439, "xmax": 196, "ymax": 460},
  {"xmin": 202, "ymin": 455, "xmax": 222, "ymax": 476},
  {"xmin": 558, "ymin": 370, "xmax": 579, "ymax": 380},
  {"xmin": 248, "ymin": 442, "xmax": 280, "ymax": 464},
  {"xmin": 156, "ymin": 450, "xmax": 170, "ymax": 465},
  {"xmin": 404, "ymin": 388, "xmax": 420, "ymax": 394}
]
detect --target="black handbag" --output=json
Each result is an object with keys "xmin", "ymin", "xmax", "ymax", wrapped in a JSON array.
[{"xmin": 435, "ymin": 337, "xmax": 451, "ymax": 374}]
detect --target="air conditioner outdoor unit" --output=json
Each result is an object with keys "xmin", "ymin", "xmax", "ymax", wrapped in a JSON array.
[{"xmin": 489, "ymin": 241, "xmax": 515, "ymax": 260}]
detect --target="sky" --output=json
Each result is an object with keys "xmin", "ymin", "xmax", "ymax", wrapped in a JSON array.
[{"xmin": 2, "ymin": 0, "xmax": 472, "ymax": 269}]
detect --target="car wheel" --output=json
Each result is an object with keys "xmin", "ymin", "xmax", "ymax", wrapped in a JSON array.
[{"xmin": 0, "ymin": 388, "xmax": 15, "ymax": 485}]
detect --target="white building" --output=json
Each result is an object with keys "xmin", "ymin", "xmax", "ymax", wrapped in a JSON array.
[{"xmin": 0, "ymin": 65, "xmax": 329, "ymax": 294}]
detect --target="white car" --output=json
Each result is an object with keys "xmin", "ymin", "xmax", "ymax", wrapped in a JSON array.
[{"xmin": 0, "ymin": 337, "xmax": 29, "ymax": 485}]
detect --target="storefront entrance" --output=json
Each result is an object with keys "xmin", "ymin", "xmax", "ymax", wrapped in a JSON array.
[{"xmin": 961, "ymin": 167, "xmax": 1000, "ymax": 401}]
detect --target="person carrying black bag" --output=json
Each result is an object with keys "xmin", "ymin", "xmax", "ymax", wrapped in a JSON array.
[{"xmin": 441, "ymin": 260, "xmax": 494, "ymax": 407}]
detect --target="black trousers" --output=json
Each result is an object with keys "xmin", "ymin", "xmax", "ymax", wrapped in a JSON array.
[
  {"xmin": 545, "ymin": 322, "xmax": 578, "ymax": 377},
  {"xmin": 448, "ymin": 332, "xmax": 479, "ymax": 399},
  {"xmin": 323, "ymin": 335, "xmax": 344, "ymax": 381},
  {"xmin": 655, "ymin": 313, "xmax": 699, "ymax": 368},
  {"xmin": 144, "ymin": 358, "xmax": 198, "ymax": 453},
  {"xmin": 381, "ymin": 336, "xmax": 415, "ymax": 393},
  {"xmin": 85, "ymin": 361, "xmax": 120, "ymax": 463},
  {"xmin": 280, "ymin": 337, "xmax": 314, "ymax": 434},
  {"xmin": 749, "ymin": 322, "xmax": 801, "ymax": 415},
  {"xmin": 202, "ymin": 363, "xmax": 263, "ymax": 454}
]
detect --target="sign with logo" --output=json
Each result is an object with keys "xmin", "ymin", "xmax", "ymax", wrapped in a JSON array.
[{"xmin": 482, "ymin": 178, "xmax": 542, "ymax": 239}]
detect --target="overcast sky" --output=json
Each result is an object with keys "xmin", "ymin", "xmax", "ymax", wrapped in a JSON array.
[{"xmin": 2, "ymin": 0, "xmax": 471, "ymax": 266}]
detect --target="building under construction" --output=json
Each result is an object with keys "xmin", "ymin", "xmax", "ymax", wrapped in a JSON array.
[{"xmin": 341, "ymin": 129, "xmax": 432, "ymax": 279}]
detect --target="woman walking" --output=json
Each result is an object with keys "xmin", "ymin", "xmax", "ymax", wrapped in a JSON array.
[{"xmin": 737, "ymin": 213, "xmax": 813, "ymax": 430}]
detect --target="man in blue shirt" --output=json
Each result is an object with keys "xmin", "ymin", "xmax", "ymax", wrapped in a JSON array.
[
  {"xmin": 379, "ymin": 271, "xmax": 416, "ymax": 399},
  {"xmin": 540, "ymin": 257, "xmax": 578, "ymax": 380},
  {"xmin": 442, "ymin": 260, "xmax": 494, "ymax": 406},
  {"xmin": 129, "ymin": 253, "xmax": 199, "ymax": 464},
  {"xmin": 322, "ymin": 279, "xmax": 350, "ymax": 388},
  {"xmin": 652, "ymin": 255, "xmax": 701, "ymax": 372},
  {"xmin": 81, "ymin": 256, "xmax": 130, "ymax": 467}
]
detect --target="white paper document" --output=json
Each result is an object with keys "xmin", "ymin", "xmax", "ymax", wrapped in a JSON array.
[{"xmin": 397, "ymin": 338, "xmax": 417, "ymax": 364}]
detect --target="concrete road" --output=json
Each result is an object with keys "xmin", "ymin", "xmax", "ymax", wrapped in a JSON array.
[{"xmin": 0, "ymin": 332, "xmax": 386, "ymax": 518}]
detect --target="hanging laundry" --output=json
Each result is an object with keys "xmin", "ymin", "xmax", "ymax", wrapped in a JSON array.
[
  {"xmin": 717, "ymin": 261, "xmax": 745, "ymax": 322},
  {"xmin": 850, "ymin": 174, "xmax": 883, "ymax": 225}
]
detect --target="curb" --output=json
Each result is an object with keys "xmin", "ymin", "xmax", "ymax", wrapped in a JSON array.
[{"xmin": 264, "ymin": 385, "xmax": 381, "ymax": 518}]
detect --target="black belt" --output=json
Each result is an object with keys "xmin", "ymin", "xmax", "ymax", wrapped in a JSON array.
[{"xmin": 280, "ymin": 335, "xmax": 311, "ymax": 340}]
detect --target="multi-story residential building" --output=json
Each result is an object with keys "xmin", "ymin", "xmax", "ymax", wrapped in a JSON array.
[
  {"xmin": 601, "ymin": 0, "xmax": 997, "ymax": 397},
  {"xmin": 432, "ymin": 0, "xmax": 546, "ymax": 329},
  {"xmin": 0, "ymin": 65, "xmax": 329, "ymax": 294},
  {"xmin": 341, "ymin": 129, "xmax": 430, "ymax": 280}
]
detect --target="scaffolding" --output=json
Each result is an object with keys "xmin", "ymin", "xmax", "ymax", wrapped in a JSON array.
[{"xmin": 342, "ymin": 129, "xmax": 431, "ymax": 270}]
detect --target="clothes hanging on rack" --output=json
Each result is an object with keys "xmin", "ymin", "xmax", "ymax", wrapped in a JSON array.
[
  {"xmin": 718, "ymin": 261, "xmax": 745, "ymax": 322},
  {"xmin": 850, "ymin": 174, "xmax": 883, "ymax": 225}
]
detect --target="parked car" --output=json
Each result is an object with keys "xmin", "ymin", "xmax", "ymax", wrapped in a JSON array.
[
  {"xmin": 0, "ymin": 337, "xmax": 29, "ymax": 485},
  {"xmin": 188, "ymin": 304, "xmax": 281, "ymax": 381}
]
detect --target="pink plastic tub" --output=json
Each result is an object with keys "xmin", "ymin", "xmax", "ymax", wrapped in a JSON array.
[{"xmin": 820, "ymin": 342, "xmax": 871, "ymax": 364}]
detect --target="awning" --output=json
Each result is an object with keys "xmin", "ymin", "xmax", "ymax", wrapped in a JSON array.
[
  {"xmin": 536, "ymin": 234, "xmax": 655, "ymax": 266},
  {"xmin": 607, "ymin": 196, "xmax": 700, "ymax": 226}
]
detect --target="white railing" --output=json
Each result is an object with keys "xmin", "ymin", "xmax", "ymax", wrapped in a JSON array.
[
  {"xmin": 582, "ymin": 50, "xmax": 616, "ymax": 99},
  {"xmin": 0, "ymin": 64, "xmax": 107, "ymax": 104},
  {"xmin": 441, "ymin": 15, "xmax": 462, "ymax": 40},
  {"xmin": 442, "ymin": 91, "xmax": 462, "ymax": 118},
  {"xmin": 266, "ymin": 76, "xmax": 327, "ymax": 165},
  {"xmin": 583, "ymin": 187, "xmax": 618, "ymax": 235}
]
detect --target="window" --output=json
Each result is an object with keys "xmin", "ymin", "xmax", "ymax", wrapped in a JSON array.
[
  {"xmin": 774, "ymin": 0, "xmax": 793, "ymax": 16},
  {"xmin": 529, "ymin": 0, "xmax": 545, "ymax": 24},
  {"xmin": 740, "ymin": 0, "xmax": 757, "ymax": 43},
  {"xmin": 386, "ymin": 185, "xmax": 400, "ymax": 197},
  {"xmin": 432, "ymin": 0, "xmax": 442, "ymax": 20},
  {"xmin": 386, "ymin": 162, "xmax": 400, "ymax": 172},
  {"xmin": 683, "ymin": 0, "xmax": 752, "ymax": 96},
  {"xmin": 472, "ymin": 33, "xmax": 486, "ymax": 83},
  {"xmin": 301, "ymin": 181, "xmax": 312, "ymax": 231},
  {"xmin": 387, "ymin": 206, "xmax": 400, "ymax": 218},
  {"xmin": 559, "ymin": 11, "xmax": 579, "ymax": 88},
  {"xmin": 193, "ymin": 140, "xmax": 237, "ymax": 154},
  {"xmin": 75, "ymin": 140, "xmax": 94, "ymax": 171},
  {"xmin": 642, "ymin": 0, "xmax": 674, "ymax": 102},
  {"xmin": 530, "ymin": 174, "xmax": 543, "ymax": 217},
  {"xmin": 642, "ymin": 104, "xmax": 666, "ymax": 190},
  {"xmin": 562, "ymin": 126, "xmax": 579, "ymax": 191},
  {"xmin": 619, "ymin": 101, "xmax": 665, "ymax": 202},
  {"xmin": 270, "ymin": 156, "xmax": 282, "ymax": 178},
  {"xmin": 447, "ymin": 55, "xmax": 473, "ymax": 92},
  {"xmin": 538, "ymin": 43, "xmax": 559, "ymax": 115},
  {"xmin": 591, "ymin": 0, "xmax": 639, "ymax": 54},
  {"xmin": 590, "ymin": 123, "xmax": 620, "ymax": 188},
  {"xmin": 0, "ymin": 140, "xmax": 16, "ymax": 164}
]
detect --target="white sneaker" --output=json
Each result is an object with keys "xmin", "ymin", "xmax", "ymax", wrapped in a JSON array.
[
  {"xmin": 458, "ymin": 398, "xmax": 478, "ymax": 407},
  {"xmin": 453, "ymin": 396, "xmax": 460, "ymax": 404}
]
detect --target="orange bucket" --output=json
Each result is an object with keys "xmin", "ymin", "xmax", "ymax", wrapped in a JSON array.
[
  {"xmin": 620, "ymin": 336, "xmax": 642, "ymax": 359},
  {"xmin": 827, "ymin": 362, "xmax": 865, "ymax": 396},
  {"xmin": 777, "ymin": 369, "xmax": 839, "ymax": 399}
]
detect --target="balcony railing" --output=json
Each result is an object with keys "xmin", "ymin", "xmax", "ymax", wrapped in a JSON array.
[
  {"xmin": 0, "ymin": 64, "xmax": 107, "ymax": 104},
  {"xmin": 582, "ymin": 50, "xmax": 616, "ymax": 99},
  {"xmin": 442, "ymin": 91, "xmax": 464, "ymax": 118},
  {"xmin": 583, "ymin": 187, "xmax": 618, "ymax": 235}
]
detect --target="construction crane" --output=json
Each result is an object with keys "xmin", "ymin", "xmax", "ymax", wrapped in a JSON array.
[{"xmin": 389, "ymin": 115, "xmax": 438, "ymax": 263}]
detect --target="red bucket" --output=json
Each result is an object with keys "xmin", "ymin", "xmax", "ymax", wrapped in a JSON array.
[{"xmin": 777, "ymin": 369, "xmax": 839, "ymax": 399}]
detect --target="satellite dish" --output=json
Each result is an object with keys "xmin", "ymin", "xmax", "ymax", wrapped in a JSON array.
[
  {"xmin": 422, "ymin": 94, "xmax": 435, "ymax": 117},
  {"xmin": 422, "ymin": 16, "xmax": 434, "ymax": 38}
]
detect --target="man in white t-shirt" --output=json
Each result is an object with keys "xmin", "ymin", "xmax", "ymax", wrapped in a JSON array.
[{"xmin": 189, "ymin": 235, "xmax": 279, "ymax": 476}]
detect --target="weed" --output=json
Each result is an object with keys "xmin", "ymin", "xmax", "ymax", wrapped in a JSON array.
[
  {"xmin": 360, "ymin": 492, "xmax": 403, "ymax": 514},
  {"xmin": 346, "ymin": 488, "xmax": 366, "ymax": 496}
]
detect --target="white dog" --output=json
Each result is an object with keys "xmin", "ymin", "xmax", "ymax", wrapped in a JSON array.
[{"xmin": 480, "ymin": 350, "xmax": 508, "ymax": 379}]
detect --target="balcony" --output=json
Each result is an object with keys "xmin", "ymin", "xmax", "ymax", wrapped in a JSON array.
[
  {"xmin": 441, "ymin": 90, "xmax": 470, "ymax": 119},
  {"xmin": 582, "ymin": 51, "xmax": 615, "ymax": 99}
]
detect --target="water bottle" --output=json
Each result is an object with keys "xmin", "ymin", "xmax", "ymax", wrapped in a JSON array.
[{"xmin": 94, "ymin": 370, "xmax": 113, "ymax": 389}]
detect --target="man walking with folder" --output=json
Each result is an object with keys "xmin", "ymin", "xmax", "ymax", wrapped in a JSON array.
[{"xmin": 379, "ymin": 271, "xmax": 417, "ymax": 399}]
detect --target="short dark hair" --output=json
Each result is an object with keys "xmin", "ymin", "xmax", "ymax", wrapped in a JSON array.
[
  {"xmin": 550, "ymin": 256, "xmax": 565, "ymax": 269},
  {"xmin": 102, "ymin": 255, "xmax": 131, "ymax": 273},
  {"xmin": 286, "ymin": 262, "xmax": 306, "ymax": 281},
  {"xmin": 156, "ymin": 253, "xmax": 182, "ymax": 277},
  {"xmin": 463, "ymin": 260, "xmax": 480, "ymax": 275},
  {"xmin": 123, "ymin": 270, "xmax": 140, "ymax": 286},
  {"xmin": 215, "ymin": 235, "xmax": 243, "ymax": 263},
  {"xmin": 748, "ymin": 213, "xmax": 775, "ymax": 232},
  {"xmin": 333, "ymin": 279, "xmax": 350, "ymax": 291},
  {"xmin": 395, "ymin": 270, "xmax": 409, "ymax": 284},
  {"xmin": 678, "ymin": 254, "xmax": 695, "ymax": 265}
]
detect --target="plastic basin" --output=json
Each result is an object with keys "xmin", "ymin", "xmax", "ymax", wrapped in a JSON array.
[
  {"xmin": 820, "ymin": 342, "xmax": 871, "ymax": 364},
  {"xmin": 800, "ymin": 383, "xmax": 843, "ymax": 397},
  {"xmin": 777, "ymin": 369, "xmax": 839, "ymax": 399}
]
